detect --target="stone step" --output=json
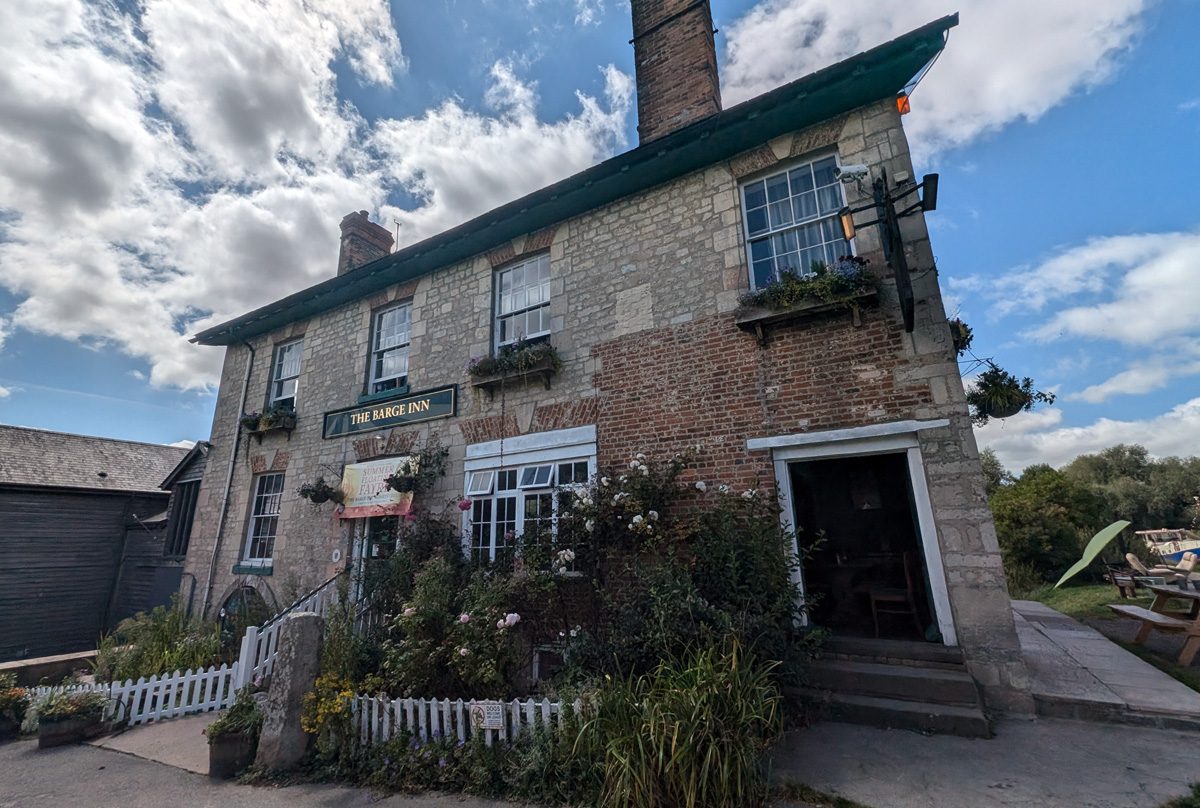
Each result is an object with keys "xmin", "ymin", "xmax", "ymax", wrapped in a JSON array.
[
  {"xmin": 807, "ymin": 659, "xmax": 982, "ymax": 707},
  {"xmin": 819, "ymin": 636, "xmax": 967, "ymax": 666},
  {"xmin": 799, "ymin": 689, "xmax": 991, "ymax": 738}
]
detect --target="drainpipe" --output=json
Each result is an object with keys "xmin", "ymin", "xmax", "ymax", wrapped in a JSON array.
[{"xmin": 200, "ymin": 333, "xmax": 255, "ymax": 617}]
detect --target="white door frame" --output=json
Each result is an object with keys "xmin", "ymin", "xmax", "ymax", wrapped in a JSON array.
[{"xmin": 749, "ymin": 420, "xmax": 957, "ymax": 646}]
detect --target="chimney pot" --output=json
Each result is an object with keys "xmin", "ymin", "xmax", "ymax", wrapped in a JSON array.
[{"xmin": 338, "ymin": 210, "xmax": 394, "ymax": 276}]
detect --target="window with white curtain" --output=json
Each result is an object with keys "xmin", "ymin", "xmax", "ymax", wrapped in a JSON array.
[
  {"xmin": 495, "ymin": 253, "xmax": 551, "ymax": 348},
  {"xmin": 270, "ymin": 339, "xmax": 303, "ymax": 410}
]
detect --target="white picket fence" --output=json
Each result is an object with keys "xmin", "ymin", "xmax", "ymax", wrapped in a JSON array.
[
  {"xmin": 28, "ymin": 663, "xmax": 237, "ymax": 727},
  {"xmin": 351, "ymin": 694, "xmax": 579, "ymax": 748},
  {"xmin": 237, "ymin": 574, "xmax": 341, "ymax": 687}
]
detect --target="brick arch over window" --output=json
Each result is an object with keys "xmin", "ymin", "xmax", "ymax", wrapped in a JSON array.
[{"xmin": 215, "ymin": 576, "xmax": 279, "ymax": 620}]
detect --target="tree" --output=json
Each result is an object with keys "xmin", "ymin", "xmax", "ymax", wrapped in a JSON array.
[
  {"xmin": 989, "ymin": 464, "xmax": 1108, "ymax": 588},
  {"xmin": 1064, "ymin": 444, "xmax": 1200, "ymax": 534},
  {"xmin": 979, "ymin": 448, "xmax": 1012, "ymax": 498}
]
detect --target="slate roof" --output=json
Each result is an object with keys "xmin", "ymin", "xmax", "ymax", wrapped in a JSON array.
[{"xmin": 0, "ymin": 425, "xmax": 190, "ymax": 494}]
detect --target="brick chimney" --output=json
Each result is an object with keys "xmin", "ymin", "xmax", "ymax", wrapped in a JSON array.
[
  {"xmin": 630, "ymin": 0, "xmax": 722, "ymax": 144},
  {"xmin": 337, "ymin": 211, "xmax": 394, "ymax": 276}
]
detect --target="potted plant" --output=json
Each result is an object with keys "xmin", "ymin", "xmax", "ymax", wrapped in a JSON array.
[
  {"xmin": 206, "ymin": 688, "xmax": 265, "ymax": 779},
  {"xmin": 37, "ymin": 689, "xmax": 108, "ymax": 748},
  {"xmin": 735, "ymin": 256, "xmax": 880, "ymax": 340},
  {"xmin": 0, "ymin": 673, "xmax": 29, "ymax": 742},
  {"xmin": 384, "ymin": 443, "xmax": 450, "ymax": 495},
  {"xmin": 949, "ymin": 317, "xmax": 973, "ymax": 356},
  {"xmin": 296, "ymin": 477, "xmax": 345, "ymax": 506},
  {"xmin": 467, "ymin": 337, "xmax": 562, "ymax": 393},
  {"xmin": 258, "ymin": 404, "xmax": 297, "ymax": 431},
  {"xmin": 239, "ymin": 410, "xmax": 263, "ymax": 432},
  {"xmin": 966, "ymin": 362, "xmax": 1056, "ymax": 425}
]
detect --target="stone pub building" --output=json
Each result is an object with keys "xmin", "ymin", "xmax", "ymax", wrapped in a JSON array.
[{"xmin": 183, "ymin": 5, "xmax": 1032, "ymax": 727}]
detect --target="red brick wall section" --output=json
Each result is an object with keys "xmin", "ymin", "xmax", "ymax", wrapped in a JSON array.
[
  {"xmin": 338, "ymin": 211, "xmax": 394, "ymax": 276},
  {"xmin": 270, "ymin": 451, "xmax": 291, "ymax": 471},
  {"xmin": 592, "ymin": 307, "xmax": 933, "ymax": 487},
  {"xmin": 520, "ymin": 226, "xmax": 559, "ymax": 255},
  {"xmin": 250, "ymin": 455, "xmax": 267, "ymax": 474},
  {"xmin": 630, "ymin": 0, "xmax": 721, "ymax": 143},
  {"xmin": 529, "ymin": 398, "xmax": 603, "ymax": 434},
  {"xmin": 460, "ymin": 414, "xmax": 521, "ymax": 445},
  {"xmin": 488, "ymin": 244, "xmax": 516, "ymax": 268}
]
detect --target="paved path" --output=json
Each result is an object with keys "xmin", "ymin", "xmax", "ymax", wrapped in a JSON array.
[
  {"xmin": 1014, "ymin": 599, "xmax": 1200, "ymax": 728},
  {"xmin": 0, "ymin": 738, "xmax": 508, "ymax": 808},
  {"xmin": 91, "ymin": 711, "xmax": 218, "ymax": 774},
  {"xmin": 769, "ymin": 717, "xmax": 1198, "ymax": 808}
]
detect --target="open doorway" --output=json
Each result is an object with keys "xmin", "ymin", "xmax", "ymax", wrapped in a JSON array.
[{"xmin": 789, "ymin": 453, "xmax": 940, "ymax": 641}]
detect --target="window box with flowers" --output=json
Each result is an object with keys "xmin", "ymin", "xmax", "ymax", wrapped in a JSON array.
[
  {"xmin": 735, "ymin": 256, "xmax": 879, "ymax": 344},
  {"xmin": 239, "ymin": 403, "xmax": 297, "ymax": 443},
  {"xmin": 468, "ymin": 338, "xmax": 561, "ymax": 399}
]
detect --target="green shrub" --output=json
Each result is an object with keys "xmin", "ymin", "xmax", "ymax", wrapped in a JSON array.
[
  {"xmin": 592, "ymin": 640, "xmax": 782, "ymax": 808},
  {"xmin": 38, "ymin": 689, "xmax": 108, "ymax": 723},
  {"xmin": 206, "ymin": 688, "xmax": 264, "ymax": 743},
  {"xmin": 93, "ymin": 596, "xmax": 223, "ymax": 683},
  {"xmin": 0, "ymin": 672, "xmax": 29, "ymax": 724}
]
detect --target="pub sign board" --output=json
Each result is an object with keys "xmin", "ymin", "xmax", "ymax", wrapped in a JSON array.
[{"xmin": 323, "ymin": 386, "xmax": 456, "ymax": 439}]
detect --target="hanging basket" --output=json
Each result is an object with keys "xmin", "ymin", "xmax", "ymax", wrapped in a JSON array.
[{"xmin": 976, "ymin": 393, "xmax": 1030, "ymax": 420}]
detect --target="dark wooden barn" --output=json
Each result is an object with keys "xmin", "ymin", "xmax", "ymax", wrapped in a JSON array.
[{"xmin": 0, "ymin": 426, "xmax": 191, "ymax": 661}]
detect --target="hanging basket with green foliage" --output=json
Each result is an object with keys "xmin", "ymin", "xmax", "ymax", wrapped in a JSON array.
[
  {"xmin": 384, "ymin": 442, "xmax": 449, "ymax": 494},
  {"xmin": 296, "ymin": 477, "xmax": 345, "ymax": 506},
  {"xmin": 949, "ymin": 317, "xmax": 973, "ymax": 356},
  {"xmin": 966, "ymin": 362, "xmax": 1055, "ymax": 425}
]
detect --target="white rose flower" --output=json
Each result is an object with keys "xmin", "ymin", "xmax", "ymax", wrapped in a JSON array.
[
  {"xmin": 648, "ymin": 510, "xmax": 659, "ymax": 520},
  {"xmin": 630, "ymin": 459, "xmax": 640, "ymax": 469},
  {"xmin": 695, "ymin": 481, "xmax": 707, "ymax": 492},
  {"xmin": 601, "ymin": 477, "xmax": 610, "ymax": 486},
  {"xmin": 717, "ymin": 485, "xmax": 730, "ymax": 495},
  {"xmin": 585, "ymin": 519, "xmax": 595, "ymax": 532},
  {"xmin": 640, "ymin": 465, "xmax": 650, "ymax": 476},
  {"xmin": 631, "ymin": 515, "xmax": 644, "ymax": 524}
]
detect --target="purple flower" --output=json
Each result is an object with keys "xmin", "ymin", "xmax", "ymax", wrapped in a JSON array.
[{"xmin": 438, "ymin": 758, "xmax": 446, "ymax": 768}]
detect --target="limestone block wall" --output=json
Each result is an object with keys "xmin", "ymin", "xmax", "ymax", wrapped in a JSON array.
[{"xmin": 183, "ymin": 98, "xmax": 1028, "ymax": 711}]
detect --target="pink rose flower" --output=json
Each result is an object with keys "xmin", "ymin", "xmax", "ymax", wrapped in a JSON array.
[
  {"xmin": 458, "ymin": 499, "xmax": 472, "ymax": 511},
  {"xmin": 459, "ymin": 648, "xmax": 469, "ymax": 657},
  {"xmin": 459, "ymin": 613, "xmax": 470, "ymax": 624}
]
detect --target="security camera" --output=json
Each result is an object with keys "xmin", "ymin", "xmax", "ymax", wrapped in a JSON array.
[{"xmin": 834, "ymin": 165, "xmax": 869, "ymax": 182}]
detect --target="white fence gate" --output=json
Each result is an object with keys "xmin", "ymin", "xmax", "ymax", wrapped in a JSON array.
[
  {"xmin": 28, "ymin": 663, "xmax": 238, "ymax": 727},
  {"xmin": 351, "ymin": 695, "xmax": 579, "ymax": 748}
]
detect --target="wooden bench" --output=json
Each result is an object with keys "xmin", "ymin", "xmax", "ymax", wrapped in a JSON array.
[{"xmin": 1110, "ymin": 600, "xmax": 1200, "ymax": 666}]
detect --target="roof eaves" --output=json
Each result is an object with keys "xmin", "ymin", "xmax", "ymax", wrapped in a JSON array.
[{"xmin": 193, "ymin": 14, "xmax": 956, "ymax": 346}]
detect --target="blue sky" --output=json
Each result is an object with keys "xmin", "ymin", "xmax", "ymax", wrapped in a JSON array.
[{"xmin": 0, "ymin": 0, "xmax": 1197, "ymax": 471}]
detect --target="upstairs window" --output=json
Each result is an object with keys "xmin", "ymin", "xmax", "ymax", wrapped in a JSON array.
[
  {"xmin": 270, "ymin": 339, "xmax": 303, "ymax": 410},
  {"xmin": 495, "ymin": 253, "xmax": 551, "ymax": 348},
  {"xmin": 741, "ymin": 155, "xmax": 851, "ymax": 290},
  {"xmin": 370, "ymin": 302, "xmax": 412, "ymax": 394},
  {"xmin": 244, "ymin": 473, "xmax": 285, "ymax": 565}
]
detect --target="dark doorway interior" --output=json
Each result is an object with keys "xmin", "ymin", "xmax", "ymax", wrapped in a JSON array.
[{"xmin": 789, "ymin": 453, "xmax": 938, "ymax": 641}]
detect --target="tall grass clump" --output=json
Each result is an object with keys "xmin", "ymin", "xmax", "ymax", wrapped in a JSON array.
[
  {"xmin": 593, "ymin": 639, "xmax": 782, "ymax": 808},
  {"xmin": 93, "ymin": 597, "xmax": 222, "ymax": 682}
]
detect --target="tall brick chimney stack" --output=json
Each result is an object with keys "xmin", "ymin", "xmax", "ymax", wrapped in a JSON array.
[
  {"xmin": 337, "ymin": 211, "xmax": 394, "ymax": 276},
  {"xmin": 630, "ymin": 0, "xmax": 722, "ymax": 144}
]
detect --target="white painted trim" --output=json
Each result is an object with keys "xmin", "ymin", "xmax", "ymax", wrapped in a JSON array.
[
  {"xmin": 906, "ymin": 446, "xmax": 957, "ymax": 645},
  {"xmin": 747, "ymin": 419, "xmax": 949, "ymax": 452},
  {"xmin": 466, "ymin": 424, "xmax": 595, "ymax": 463},
  {"xmin": 765, "ymin": 425, "xmax": 958, "ymax": 646},
  {"xmin": 772, "ymin": 458, "xmax": 809, "ymax": 625}
]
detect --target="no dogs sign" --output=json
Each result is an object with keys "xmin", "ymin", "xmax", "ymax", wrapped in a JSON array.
[{"xmin": 469, "ymin": 700, "xmax": 504, "ymax": 730}]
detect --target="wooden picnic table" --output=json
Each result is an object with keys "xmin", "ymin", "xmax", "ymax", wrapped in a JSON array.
[{"xmin": 1109, "ymin": 584, "xmax": 1200, "ymax": 666}]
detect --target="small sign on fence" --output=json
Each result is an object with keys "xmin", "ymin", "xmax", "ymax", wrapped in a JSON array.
[{"xmin": 468, "ymin": 700, "xmax": 504, "ymax": 730}]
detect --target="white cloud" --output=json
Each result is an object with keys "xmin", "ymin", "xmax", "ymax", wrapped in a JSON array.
[
  {"xmin": 0, "ymin": 385, "xmax": 12, "ymax": 399},
  {"xmin": 1180, "ymin": 98, "xmax": 1200, "ymax": 112},
  {"xmin": 1067, "ymin": 358, "xmax": 1200, "ymax": 404},
  {"xmin": 575, "ymin": 0, "xmax": 604, "ymax": 26},
  {"xmin": 721, "ymin": 0, "xmax": 1150, "ymax": 161},
  {"xmin": 0, "ymin": 0, "xmax": 631, "ymax": 391},
  {"xmin": 979, "ymin": 398, "xmax": 1200, "ymax": 471},
  {"xmin": 169, "ymin": 438, "xmax": 197, "ymax": 449}
]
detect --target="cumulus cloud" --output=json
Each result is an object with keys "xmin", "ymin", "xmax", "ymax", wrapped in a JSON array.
[
  {"xmin": 979, "ymin": 398, "xmax": 1200, "ymax": 471},
  {"xmin": 0, "ymin": 385, "xmax": 12, "ymax": 399},
  {"xmin": 1068, "ymin": 359, "xmax": 1200, "ymax": 404},
  {"xmin": 721, "ymin": 0, "xmax": 1150, "ymax": 161},
  {"xmin": 0, "ymin": 0, "xmax": 631, "ymax": 391}
]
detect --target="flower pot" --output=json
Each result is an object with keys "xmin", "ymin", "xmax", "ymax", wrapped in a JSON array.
[
  {"xmin": 208, "ymin": 731, "xmax": 257, "ymax": 779},
  {"xmin": 308, "ymin": 490, "xmax": 330, "ymax": 504},
  {"xmin": 0, "ymin": 716, "xmax": 21, "ymax": 742},
  {"xmin": 978, "ymin": 393, "xmax": 1029, "ymax": 420},
  {"xmin": 37, "ymin": 715, "xmax": 100, "ymax": 748}
]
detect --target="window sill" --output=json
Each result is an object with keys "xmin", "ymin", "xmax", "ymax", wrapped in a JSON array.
[
  {"xmin": 233, "ymin": 564, "xmax": 273, "ymax": 576},
  {"xmin": 735, "ymin": 288, "xmax": 878, "ymax": 345},
  {"xmin": 357, "ymin": 385, "xmax": 409, "ymax": 405},
  {"xmin": 469, "ymin": 355, "xmax": 558, "ymax": 399}
]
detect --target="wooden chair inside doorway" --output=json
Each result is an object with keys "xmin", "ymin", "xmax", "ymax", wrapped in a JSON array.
[{"xmin": 867, "ymin": 551, "xmax": 923, "ymax": 639}]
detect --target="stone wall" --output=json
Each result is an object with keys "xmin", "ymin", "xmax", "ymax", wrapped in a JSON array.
[{"xmin": 183, "ymin": 97, "xmax": 1028, "ymax": 711}]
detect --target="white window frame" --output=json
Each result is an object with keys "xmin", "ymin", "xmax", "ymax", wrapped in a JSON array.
[
  {"xmin": 369, "ymin": 301, "xmax": 412, "ymax": 394},
  {"xmin": 244, "ymin": 472, "xmax": 285, "ymax": 566},
  {"xmin": 270, "ymin": 339, "xmax": 303, "ymax": 410},
  {"xmin": 464, "ymin": 426, "xmax": 596, "ymax": 564},
  {"xmin": 739, "ymin": 152, "xmax": 853, "ymax": 290},
  {"xmin": 494, "ymin": 253, "xmax": 552, "ymax": 349}
]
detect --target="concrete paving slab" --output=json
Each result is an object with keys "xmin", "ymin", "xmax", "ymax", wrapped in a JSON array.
[
  {"xmin": 1013, "ymin": 600, "xmax": 1200, "ymax": 727},
  {"xmin": 769, "ymin": 717, "xmax": 1198, "ymax": 808},
  {"xmin": 90, "ymin": 711, "xmax": 218, "ymax": 774}
]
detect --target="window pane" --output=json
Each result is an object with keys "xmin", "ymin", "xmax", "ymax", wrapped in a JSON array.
[
  {"xmin": 467, "ymin": 471, "xmax": 495, "ymax": 496},
  {"xmin": 498, "ymin": 470, "xmax": 517, "ymax": 491},
  {"xmin": 789, "ymin": 166, "xmax": 815, "ymax": 196},
  {"xmin": 767, "ymin": 200, "xmax": 793, "ymax": 230},
  {"xmin": 743, "ymin": 181, "xmax": 766, "ymax": 209},
  {"xmin": 750, "ymin": 238, "xmax": 773, "ymax": 262},
  {"xmin": 792, "ymin": 191, "xmax": 817, "ymax": 222},
  {"xmin": 817, "ymin": 184, "xmax": 842, "ymax": 215},
  {"xmin": 752, "ymin": 260, "xmax": 776, "ymax": 289},
  {"xmin": 765, "ymin": 174, "xmax": 790, "ymax": 203},
  {"xmin": 812, "ymin": 157, "xmax": 838, "ymax": 187},
  {"xmin": 746, "ymin": 207, "xmax": 769, "ymax": 237}
]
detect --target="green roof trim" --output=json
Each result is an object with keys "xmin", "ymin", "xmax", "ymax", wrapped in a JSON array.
[{"xmin": 193, "ymin": 14, "xmax": 957, "ymax": 347}]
